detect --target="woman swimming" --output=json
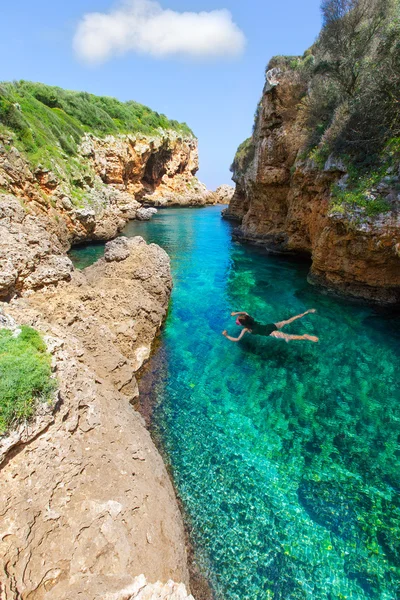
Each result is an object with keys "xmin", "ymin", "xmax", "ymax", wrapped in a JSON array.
[{"xmin": 222, "ymin": 310, "xmax": 319, "ymax": 343}]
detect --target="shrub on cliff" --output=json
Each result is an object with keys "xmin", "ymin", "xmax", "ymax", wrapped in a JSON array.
[
  {"xmin": 230, "ymin": 137, "xmax": 255, "ymax": 176},
  {"xmin": 0, "ymin": 326, "xmax": 56, "ymax": 434}
]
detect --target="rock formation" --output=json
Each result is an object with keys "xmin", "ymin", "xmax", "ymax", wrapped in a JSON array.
[
  {"xmin": 0, "ymin": 130, "xmax": 215, "ymax": 251},
  {"xmin": 226, "ymin": 65, "xmax": 400, "ymax": 306},
  {"xmin": 0, "ymin": 195, "xmax": 74, "ymax": 300},
  {"xmin": 0, "ymin": 193, "xmax": 196, "ymax": 598},
  {"xmin": 136, "ymin": 207, "xmax": 158, "ymax": 221},
  {"xmin": 212, "ymin": 184, "xmax": 235, "ymax": 205},
  {"xmin": 80, "ymin": 133, "xmax": 215, "ymax": 209}
]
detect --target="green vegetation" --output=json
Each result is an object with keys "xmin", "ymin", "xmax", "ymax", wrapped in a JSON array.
[
  {"xmin": 330, "ymin": 137, "xmax": 400, "ymax": 216},
  {"xmin": 234, "ymin": 0, "xmax": 400, "ymax": 217},
  {"xmin": 0, "ymin": 81, "xmax": 193, "ymax": 195},
  {"xmin": 231, "ymin": 137, "xmax": 255, "ymax": 174},
  {"xmin": 0, "ymin": 326, "xmax": 56, "ymax": 434},
  {"xmin": 305, "ymin": 0, "xmax": 400, "ymax": 163},
  {"xmin": 331, "ymin": 179, "xmax": 391, "ymax": 217}
]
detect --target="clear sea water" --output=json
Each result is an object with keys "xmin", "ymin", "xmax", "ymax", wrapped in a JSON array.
[{"xmin": 70, "ymin": 206, "xmax": 400, "ymax": 600}]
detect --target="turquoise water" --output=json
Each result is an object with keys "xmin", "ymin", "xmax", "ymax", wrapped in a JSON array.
[{"xmin": 70, "ymin": 206, "xmax": 400, "ymax": 600}]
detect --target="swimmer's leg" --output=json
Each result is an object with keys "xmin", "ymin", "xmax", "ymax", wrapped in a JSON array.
[
  {"xmin": 275, "ymin": 309, "xmax": 317, "ymax": 330},
  {"xmin": 270, "ymin": 331, "xmax": 319, "ymax": 343}
]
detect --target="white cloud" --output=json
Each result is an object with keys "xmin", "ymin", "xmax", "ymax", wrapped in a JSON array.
[{"xmin": 73, "ymin": 0, "xmax": 246, "ymax": 64}]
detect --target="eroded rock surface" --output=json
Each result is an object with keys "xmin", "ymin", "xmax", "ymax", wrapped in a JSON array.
[
  {"xmin": 0, "ymin": 233, "xmax": 192, "ymax": 599},
  {"xmin": 212, "ymin": 185, "xmax": 235, "ymax": 205},
  {"xmin": 0, "ymin": 130, "xmax": 214, "ymax": 250},
  {"xmin": 104, "ymin": 575, "xmax": 194, "ymax": 600},
  {"xmin": 0, "ymin": 195, "xmax": 73, "ymax": 300},
  {"xmin": 226, "ymin": 66, "xmax": 400, "ymax": 305},
  {"xmin": 136, "ymin": 207, "xmax": 158, "ymax": 221}
]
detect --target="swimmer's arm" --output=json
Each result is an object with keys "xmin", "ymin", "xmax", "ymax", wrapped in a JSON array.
[
  {"xmin": 230, "ymin": 311, "xmax": 249, "ymax": 317},
  {"xmin": 222, "ymin": 329, "xmax": 249, "ymax": 342}
]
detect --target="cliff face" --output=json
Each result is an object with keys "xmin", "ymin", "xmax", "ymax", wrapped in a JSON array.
[
  {"xmin": 81, "ymin": 132, "xmax": 211, "ymax": 207},
  {"xmin": 226, "ymin": 68, "xmax": 400, "ymax": 305},
  {"xmin": 0, "ymin": 130, "xmax": 213, "ymax": 250}
]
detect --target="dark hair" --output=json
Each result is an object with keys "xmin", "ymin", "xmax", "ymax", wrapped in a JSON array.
[{"xmin": 239, "ymin": 315, "xmax": 255, "ymax": 329}]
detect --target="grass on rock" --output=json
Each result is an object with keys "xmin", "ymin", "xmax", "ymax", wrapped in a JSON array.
[
  {"xmin": 0, "ymin": 81, "xmax": 194, "ymax": 198},
  {"xmin": 0, "ymin": 326, "xmax": 56, "ymax": 434}
]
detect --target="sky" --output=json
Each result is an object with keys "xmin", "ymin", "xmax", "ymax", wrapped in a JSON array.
[{"xmin": 1, "ymin": 0, "xmax": 322, "ymax": 189}]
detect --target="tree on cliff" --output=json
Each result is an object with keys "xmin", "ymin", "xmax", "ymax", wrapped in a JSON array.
[
  {"xmin": 318, "ymin": 0, "xmax": 395, "ymax": 98},
  {"xmin": 306, "ymin": 0, "xmax": 400, "ymax": 161}
]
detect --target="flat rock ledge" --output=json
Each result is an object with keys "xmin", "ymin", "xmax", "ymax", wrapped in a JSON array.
[{"xmin": 107, "ymin": 575, "xmax": 194, "ymax": 599}]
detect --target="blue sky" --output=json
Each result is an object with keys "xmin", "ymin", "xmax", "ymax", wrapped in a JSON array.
[{"xmin": 1, "ymin": 0, "xmax": 322, "ymax": 189}]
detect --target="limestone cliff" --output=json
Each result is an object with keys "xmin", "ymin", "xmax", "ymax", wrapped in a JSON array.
[
  {"xmin": 0, "ymin": 82, "xmax": 217, "ymax": 246},
  {"xmin": 226, "ymin": 65, "xmax": 400, "ymax": 306},
  {"xmin": 0, "ymin": 130, "xmax": 213, "ymax": 249}
]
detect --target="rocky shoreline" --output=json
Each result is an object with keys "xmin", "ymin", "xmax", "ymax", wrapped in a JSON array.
[
  {"xmin": 225, "ymin": 66, "xmax": 400, "ymax": 306},
  {"xmin": 0, "ymin": 124, "xmax": 219, "ymax": 597},
  {"xmin": 0, "ymin": 232, "xmax": 198, "ymax": 598}
]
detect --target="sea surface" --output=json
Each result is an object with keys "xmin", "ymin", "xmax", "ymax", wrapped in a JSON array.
[{"xmin": 70, "ymin": 205, "xmax": 400, "ymax": 600}]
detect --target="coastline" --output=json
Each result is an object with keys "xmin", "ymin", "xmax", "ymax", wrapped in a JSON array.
[
  {"xmin": 137, "ymin": 343, "xmax": 216, "ymax": 600},
  {"xmin": 0, "ymin": 234, "xmax": 194, "ymax": 598}
]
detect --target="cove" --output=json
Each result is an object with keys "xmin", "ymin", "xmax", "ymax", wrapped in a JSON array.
[{"xmin": 70, "ymin": 206, "xmax": 400, "ymax": 600}]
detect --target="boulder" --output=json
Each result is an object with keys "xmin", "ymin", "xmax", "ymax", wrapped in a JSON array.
[
  {"xmin": 104, "ymin": 237, "xmax": 131, "ymax": 262},
  {"xmin": 136, "ymin": 207, "xmax": 158, "ymax": 221}
]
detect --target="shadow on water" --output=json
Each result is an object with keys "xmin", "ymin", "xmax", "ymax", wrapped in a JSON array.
[{"xmin": 70, "ymin": 206, "xmax": 400, "ymax": 600}]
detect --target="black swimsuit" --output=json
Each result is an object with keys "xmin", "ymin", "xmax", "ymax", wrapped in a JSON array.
[{"xmin": 250, "ymin": 322, "xmax": 278, "ymax": 337}]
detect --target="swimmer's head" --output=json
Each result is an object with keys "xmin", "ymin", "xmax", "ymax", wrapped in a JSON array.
[{"xmin": 238, "ymin": 315, "xmax": 255, "ymax": 329}]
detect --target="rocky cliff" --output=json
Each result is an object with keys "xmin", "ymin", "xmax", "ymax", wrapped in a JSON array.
[
  {"xmin": 0, "ymin": 83, "xmax": 218, "ymax": 600},
  {"xmin": 226, "ymin": 65, "xmax": 400, "ymax": 306},
  {"xmin": 0, "ymin": 130, "xmax": 214, "ymax": 248},
  {"xmin": 0, "ymin": 82, "xmax": 218, "ymax": 241}
]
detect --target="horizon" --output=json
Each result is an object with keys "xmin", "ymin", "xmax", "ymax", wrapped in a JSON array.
[{"xmin": 1, "ymin": 0, "xmax": 322, "ymax": 189}]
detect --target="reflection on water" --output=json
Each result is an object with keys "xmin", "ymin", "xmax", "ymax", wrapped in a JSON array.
[{"xmin": 70, "ymin": 206, "xmax": 400, "ymax": 600}]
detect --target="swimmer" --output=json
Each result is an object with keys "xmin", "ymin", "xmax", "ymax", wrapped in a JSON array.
[{"xmin": 222, "ymin": 310, "xmax": 319, "ymax": 343}]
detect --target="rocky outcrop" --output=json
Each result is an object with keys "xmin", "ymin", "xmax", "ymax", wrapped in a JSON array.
[
  {"xmin": 0, "ymin": 195, "xmax": 73, "ymax": 300},
  {"xmin": 136, "ymin": 207, "xmax": 158, "ymax": 221},
  {"xmin": 0, "ymin": 233, "xmax": 194, "ymax": 599},
  {"xmin": 226, "ymin": 66, "xmax": 400, "ymax": 305},
  {"xmin": 0, "ymin": 130, "xmax": 214, "ymax": 250},
  {"xmin": 82, "ymin": 133, "xmax": 213, "ymax": 208},
  {"xmin": 212, "ymin": 184, "xmax": 235, "ymax": 205}
]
